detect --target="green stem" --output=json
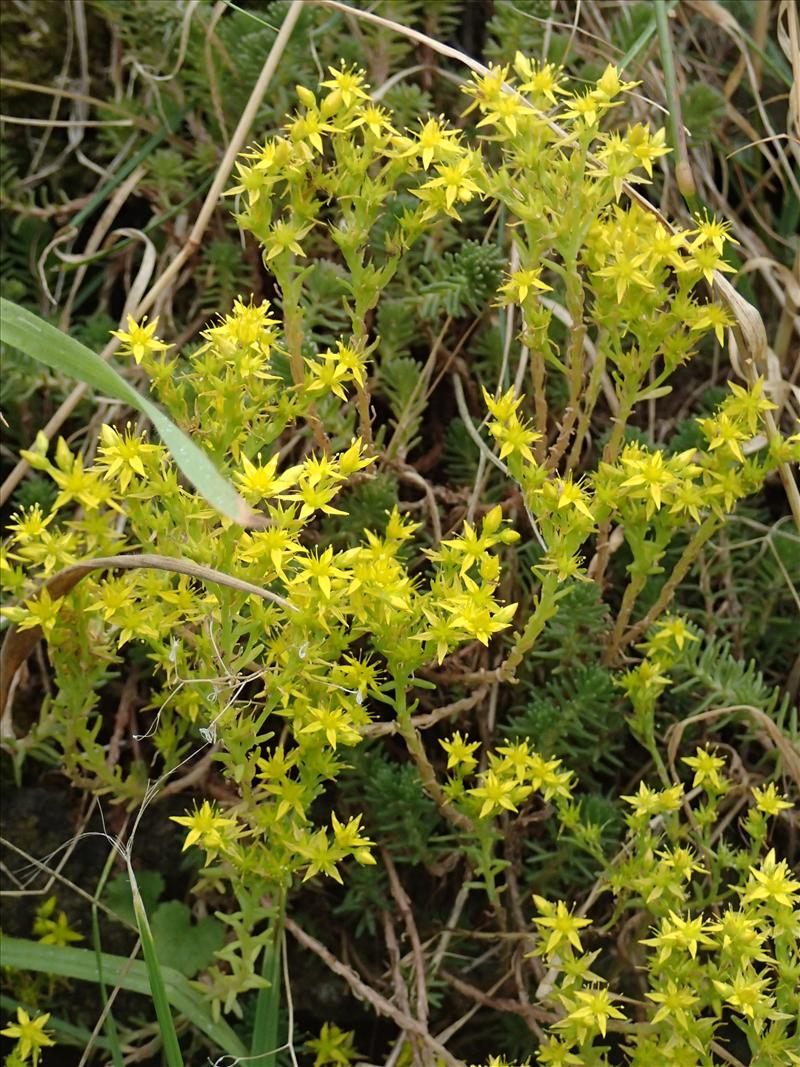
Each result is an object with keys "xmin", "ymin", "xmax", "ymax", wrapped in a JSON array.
[
  {"xmin": 394, "ymin": 672, "xmax": 474, "ymax": 833},
  {"xmin": 546, "ymin": 262, "xmax": 586, "ymax": 470},
  {"xmin": 654, "ymin": 0, "xmax": 698, "ymax": 210},
  {"xmin": 619, "ymin": 516, "xmax": 719, "ymax": 653},
  {"xmin": 604, "ymin": 572, "xmax": 648, "ymax": 666},
  {"xmin": 567, "ymin": 330, "xmax": 607, "ymax": 470},
  {"xmin": 591, "ymin": 390, "xmax": 636, "ymax": 588},
  {"xmin": 500, "ymin": 573, "xmax": 561, "ymax": 682}
]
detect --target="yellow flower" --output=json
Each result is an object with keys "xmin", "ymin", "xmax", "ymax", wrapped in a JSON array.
[
  {"xmin": 514, "ymin": 54, "xmax": 566, "ymax": 104},
  {"xmin": 337, "ymin": 438, "xmax": 375, "ymax": 477},
  {"xmin": 562, "ymin": 90, "xmax": 600, "ymax": 127},
  {"xmin": 468, "ymin": 769, "xmax": 519, "ymax": 819},
  {"xmin": 413, "ymin": 609, "xmax": 465, "ymax": 664},
  {"xmin": 264, "ymin": 219, "xmax": 312, "ymax": 261},
  {"xmin": 440, "ymin": 731, "xmax": 481, "ymax": 772},
  {"xmin": 498, "ymin": 267, "xmax": 552, "ymax": 303},
  {"xmin": 235, "ymin": 454, "xmax": 289, "ymax": 501},
  {"xmin": 558, "ymin": 986, "xmax": 626, "ymax": 1038},
  {"xmin": 487, "ymin": 412, "xmax": 540, "ymax": 462},
  {"xmin": 227, "ymin": 160, "xmax": 269, "ymax": 205},
  {"xmin": 402, "ymin": 116, "xmax": 463, "ymax": 170},
  {"xmin": 306, "ymin": 1021, "xmax": 359, "ymax": 1067},
  {"xmin": 709, "ymin": 909, "xmax": 767, "ymax": 962},
  {"xmin": 238, "ymin": 524, "xmax": 301, "ymax": 581},
  {"xmin": 645, "ymin": 980, "xmax": 699, "ymax": 1027},
  {"xmin": 1, "ymin": 1008, "xmax": 55, "ymax": 1066},
  {"xmin": 594, "ymin": 250, "xmax": 656, "ymax": 303},
  {"xmin": 476, "ymin": 89, "xmax": 532, "ymax": 135},
  {"xmin": 713, "ymin": 970, "xmax": 773, "ymax": 1021},
  {"xmin": 682, "ymin": 241, "xmax": 736, "ymax": 285},
  {"xmin": 297, "ymin": 827, "xmax": 343, "ymax": 883},
  {"xmin": 415, "ymin": 152, "xmax": 482, "ymax": 216},
  {"xmin": 321, "ymin": 341, "xmax": 369, "ymax": 388},
  {"xmin": 641, "ymin": 910, "xmax": 716, "ymax": 962},
  {"xmin": 621, "ymin": 781, "xmax": 683, "ymax": 820},
  {"xmin": 320, "ymin": 64, "xmax": 369, "ymax": 113},
  {"xmin": 531, "ymin": 897, "xmax": 592, "ymax": 955},
  {"xmin": 300, "ymin": 702, "xmax": 361, "ymax": 750},
  {"xmin": 691, "ymin": 209, "xmax": 739, "ymax": 253},
  {"xmin": 111, "ymin": 315, "xmax": 170, "ymax": 364},
  {"xmin": 482, "ymin": 385, "xmax": 525, "ymax": 422},
  {"xmin": 349, "ymin": 104, "xmax": 396, "ymax": 139},
  {"xmin": 740, "ymin": 849, "xmax": 800, "ymax": 908},
  {"xmin": 626, "ymin": 123, "xmax": 669, "ymax": 177},
  {"xmin": 724, "ymin": 378, "xmax": 776, "ymax": 435},
  {"xmin": 290, "ymin": 546, "xmax": 350, "ymax": 599},
  {"xmin": 33, "ymin": 896, "xmax": 83, "ymax": 946},
  {"xmin": 553, "ymin": 476, "xmax": 595, "ymax": 520},
  {"xmin": 698, "ymin": 412, "xmax": 749, "ymax": 462},
  {"xmin": 668, "ymin": 478, "xmax": 706, "ymax": 524},
  {"xmin": 285, "ymin": 107, "xmax": 335, "ymax": 157},
  {"xmin": 261, "ymin": 773, "xmax": 306, "ymax": 820},
  {"xmin": 331, "ymin": 812, "xmax": 375, "ymax": 865},
  {"xmin": 593, "ymin": 64, "xmax": 639, "ymax": 103},
  {"xmin": 536, "ymin": 1039, "xmax": 584, "ymax": 1066},
  {"xmin": 682, "ymin": 746, "xmax": 727, "ymax": 791},
  {"xmin": 19, "ymin": 587, "xmax": 64, "ymax": 637},
  {"xmin": 648, "ymin": 222, "xmax": 686, "ymax": 270},
  {"xmin": 170, "ymin": 800, "xmax": 237, "ymax": 852},
  {"xmin": 97, "ymin": 424, "xmax": 162, "ymax": 492},
  {"xmin": 619, "ymin": 447, "xmax": 675, "ymax": 512},
  {"xmin": 6, "ymin": 504, "xmax": 53, "ymax": 542},
  {"xmin": 462, "ymin": 64, "xmax": 510, "ymax": 116},
  {"xmin": 648, "ymin": 616, "xmax": 698, "ymax": 654},
  {"xmin": 751, "ymin": 782, "xmax": 793, "ymax": 817},
  {"xmin": 689, "ymin": 301, "xmax": 732, "ymax": 346}
]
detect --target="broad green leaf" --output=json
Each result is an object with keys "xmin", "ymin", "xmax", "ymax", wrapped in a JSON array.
[
  {"xmin": 104, "ymin": 869, "xmax": 165, "ymax": 927},
  {"xmin": 151, "ymin": 901, "xmax": 225, "ymax": 978},
  {"xmin": 0, "ymin": 298, "xmax": 256, "ymax": 526},
  {"xmin": 1, "ymin": 937, "xmax": 247, "ymax": 1058}
]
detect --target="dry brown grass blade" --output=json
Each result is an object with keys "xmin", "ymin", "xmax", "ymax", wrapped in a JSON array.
[
  {"xmin": 686, "ymin": 0, "xmax": 799, "ymax": 198},
  {"xmin": 57, "ymin": 165, "xmax": 147, "ymax": 328},
  {"xmin": 135, "ymin": 0, "xmax": 304, "ymax": 319},
  {"xmin": 285, "ymin": 915, "xmax": 464, "ymax": 1067},
  {"xmin": 778, "ymin": 0, "xmax": 800, "ymax": 167},
  {"xmin": 0, "ymin": 553, "xmax": 296, "ymax": 733},
  {"xmin": 665, "ymin": 705, "xmax": 800, "ymax": 793},
  {"xmin": 0, "ymin": 78, "xmax": 157, "ymax": 129},
  {"xmin": 712, "ymin": 274, "xmax": 800, "ymax": 531},
  {"xmin": 0, "ymin": 0, "xmax": 305, "ymax": 508}
]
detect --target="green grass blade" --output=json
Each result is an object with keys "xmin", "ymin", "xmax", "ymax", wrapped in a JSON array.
[
  {"xmin": 1, "ymin": 938, "xmax": 247, "ymax": 1058},
  {"xmin": 91, "ymin": 851, "xmax": 126, "ymax": 1067},
  {"xmin": 250, "ymin": 934, "xmax": 282, "ymax": 1061},
  {"xmin": 0, "ymin": 297, "xmax": 255, "ymax": 526},
  {"xmin": 69, "ymin": 106, "xmax": 184, "ymax": 231},
  {"xmin": 129, "ymin": 865, "xmax": 183, "ymax": 1067},
  {"xmin": 617, "ymin": 0, "xmax": 677, "ymax": 74}
]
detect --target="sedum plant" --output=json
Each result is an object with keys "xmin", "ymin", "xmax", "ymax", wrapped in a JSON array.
[
  {"xmin": 2, "ymin": 56, "xmax": 797, "ymax": 1058},
  {"xmin": 521, "ymin": 622, "xmax": 799, "ymax": 1066}
]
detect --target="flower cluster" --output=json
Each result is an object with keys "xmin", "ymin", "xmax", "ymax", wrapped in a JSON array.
[
  {"xmin": 439, "ymin": 735, "xmax": 573, "ymax": 820},
  {"xmin": 3, "ymin": 57, "xmax": 796, "ymax": 1039},
  {"xmin": 528, "ymin": 746, "xmax": 798, "ymax": 1064}
]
